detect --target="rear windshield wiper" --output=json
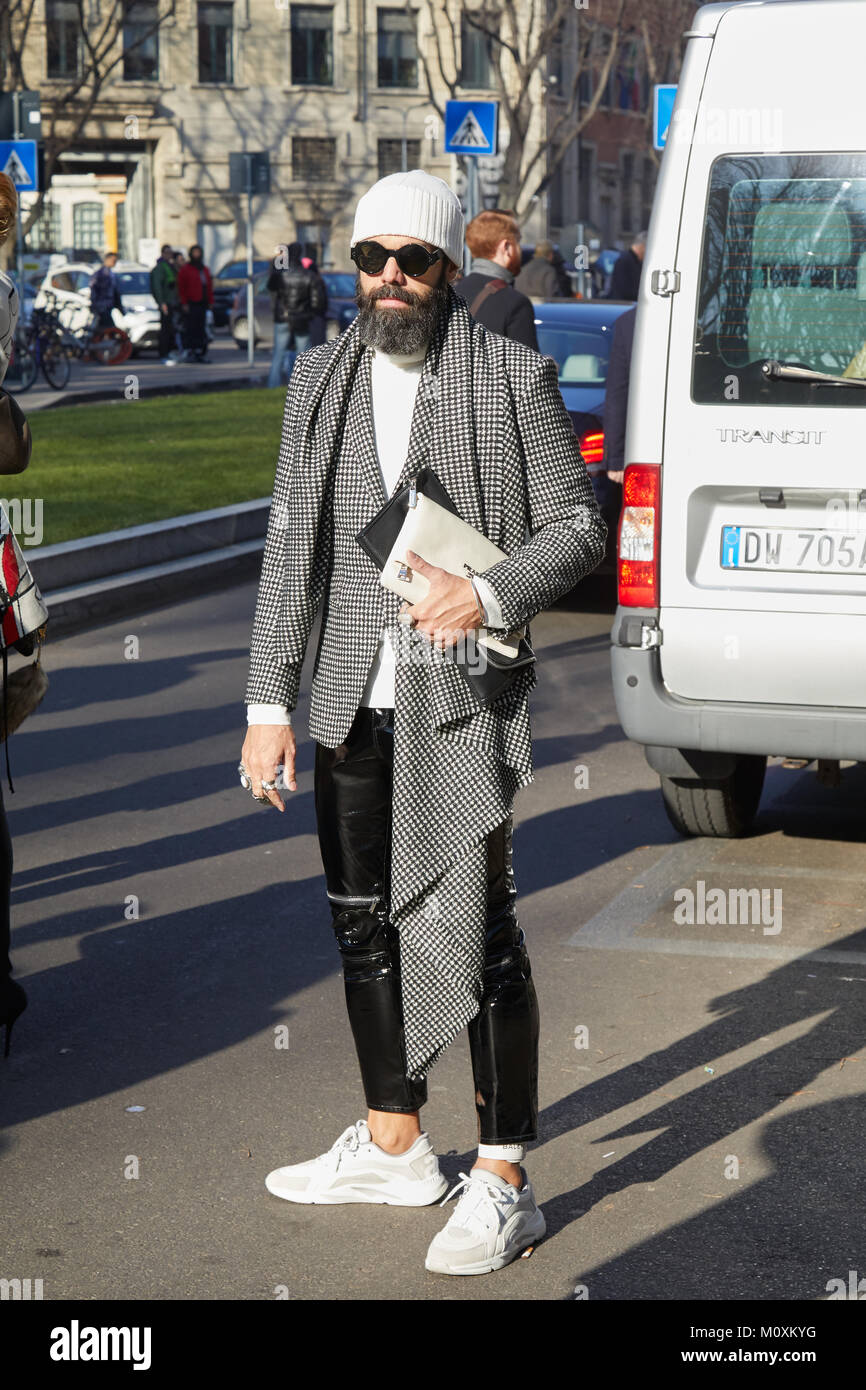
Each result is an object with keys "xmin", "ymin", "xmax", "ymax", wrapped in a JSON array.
[{"xmin": 762, "ymin": 359, "xmax": 866, "ymax": 388}]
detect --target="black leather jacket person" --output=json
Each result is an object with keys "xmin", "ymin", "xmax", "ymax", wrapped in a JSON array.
[{"xmin": 267, "ymin": 261, "xmax": 328, "ymax": 330}]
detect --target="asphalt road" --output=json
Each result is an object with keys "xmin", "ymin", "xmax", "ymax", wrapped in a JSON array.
[{"xmin": 2, "ymin": 575, "xmax": 865, "ymax": 1302}]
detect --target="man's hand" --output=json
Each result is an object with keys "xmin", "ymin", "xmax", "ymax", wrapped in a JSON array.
[
  {"xmin": 607, "ymin": 470, "xmax": 624, "ymax": 484},
  {"xmin": 240, "ymin": 724, "xmax": 298, "ymax": 811},
  {"xmin": 399, "ymin": 549, "xmax": 483, "ymax": 648}
]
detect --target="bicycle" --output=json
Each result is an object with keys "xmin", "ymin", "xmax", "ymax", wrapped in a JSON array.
[
  {"xmin": 40, "ymin": 289, "xmax": 134, "ymax": 367},
  {"xmin": 7, "ymin": 324, "xmax": 37, "ymax": 392},
  {"xmin": 13, "ymin": 310, "xmax": 71, "ymax": 391},
  {"xmin": 75, "ymin": 313, "xmax": 134, "ymax": 366}
]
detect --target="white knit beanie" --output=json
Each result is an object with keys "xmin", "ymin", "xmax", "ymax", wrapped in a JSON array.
[{"xmin": 351, "ymin": 170, "xmax": 464, "ymax": 268}]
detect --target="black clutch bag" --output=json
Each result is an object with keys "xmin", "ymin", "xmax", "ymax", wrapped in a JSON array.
[{"xmin": 356, "ymin": 466, "xmax": 535, "ymax": 708}]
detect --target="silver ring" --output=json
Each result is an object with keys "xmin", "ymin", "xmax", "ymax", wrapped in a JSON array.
[
  {"xmin": 251, "ymin": 791, "xmax": 269, "ymax": 803},
  {"xmin": 238, "ymin": 762, "xmax": 252, "ymax": 791},
  {"xmin": 261, "ymin": 779, "xmax": 277, "ymax": 791}
]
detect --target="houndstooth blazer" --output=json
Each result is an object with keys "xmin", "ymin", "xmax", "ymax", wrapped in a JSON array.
[{"xmin": 244, "ymin": 294, "xmax": 607, "ymax": 747}]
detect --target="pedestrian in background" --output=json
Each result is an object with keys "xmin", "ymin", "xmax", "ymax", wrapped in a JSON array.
[
  {"xmin": 603, "ymin": 306, "xmax": 637, "ymax": 485},
  {"xmin": 606, "ymin": 232, "xmax": 647, "ymax": 301},
  {"xmin": 177, "ymin": 243, "xmax": 214, "ymax": 363},
  {"xmin": 89, "ymin": 251, "xmax": 123, "ymax": 329},
  {"xmin": 550, "ymin": 246, "xmax": 574, "ymax": 297},
  {"xmin": 456, "ymin": 209, "xmax": 538, "ymax": 350},
  {"xmin": 150, "ymin": 243, "xmax": 179, "ymax": 362},
  {"xmin": 514, "ymin": 240, "xmax": 569, "ymax": 303},
  {"xmin": 301, "ymin": 254, "xmax": 329, "ymax": 346},
  {"xmin": 266, "ymin": 242, "xmax": 327, "ymax": 388}
]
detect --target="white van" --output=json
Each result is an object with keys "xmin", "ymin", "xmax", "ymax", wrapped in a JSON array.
[{"xmin": 612, "ymin": 0, "xmax": 866, "ymax": 836}]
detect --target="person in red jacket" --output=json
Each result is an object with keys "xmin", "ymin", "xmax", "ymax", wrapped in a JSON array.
[{"xmin": 177, "ymin": 244, "xmax": 214, "ymax": 362}]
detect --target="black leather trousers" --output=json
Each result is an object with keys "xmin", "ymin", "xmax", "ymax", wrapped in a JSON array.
[{"xmin": 314, "ymin": 705, "xmax": 540, "ymax": 1145}]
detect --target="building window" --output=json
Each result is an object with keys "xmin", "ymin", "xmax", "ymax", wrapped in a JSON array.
[
  {"xmin": 621, "ymin": 151, "xmax": 634, "ymax": 232},
  {"xmin": 297, "ymin": 221, "xmax": 330, "ymax": 265},
  {"xmin": 377, "ymin": 138, "xmax": 421, "ymax": 178},
  {"xmin": 46, "ymin": 0, "xmax": 82, "ymax": 79},
  {"xmin": 583, "ymin": 29, "xmax": 616, "ymax": 109},
  {"xmin": 73, "ymin": 201, "xmax": 105, "ymax": 253},
  {"xmin": 123, "ymin": 0, "xmax": 160, "ymax": 81},
  {"xmin": 198, "ymin": 2, "xmax": 233, "ymax": 84},
  {"xmin": 292, "ymin": 137, "xmax": 336, "ymax": 181},
  {"xmin": 461, "ymin": 16, "xmax": 494, "ymax": 89},
  {"xmin": 116, "ymin": 201, "xmax": 130, "ymax": 258},
  {"xmin": 377, "ymin": 8, "xmax": 417, "ymax": 88},
  {"xmin": 578, "ymin": 145, "xmax": 593, "ymax": 223},
  {"xmin": 548, "ymin": 163, "xmax": 564, "ymax": 229},
  {"xmin": 291, "ymin": 6, "xmax": 333, "ymax": 85},
  {"xmin": 641, "ymin": 157, "xmax": 655, "ymax": 228},
  {"xmin": 615, "ymin": 37, "xmax": 646, "ymax": 112},
  {"xmin": 27, "ymin": 198, "xmax": 62, "ymax": 252}
]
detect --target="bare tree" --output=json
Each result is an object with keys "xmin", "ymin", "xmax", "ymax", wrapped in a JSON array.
[
  {"xmin": 415, "ymin": 0, "xmax": 627, "ymax": 220},
  {"xmin": 1, "ymin": 0, "xmax": 175, "ymax": 245},
  {"xmin": 414, "ymin": 0, "xmax": 703, "ymax": 220}
]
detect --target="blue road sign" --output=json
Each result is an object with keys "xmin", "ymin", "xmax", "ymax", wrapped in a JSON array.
[
  {"xmin": 0, "ymin": 139, "xmax": 38, "ymax": 192},
  {"xmin": 444, "ymin": 100, "xmax": 498, "ymax": 156},
  {"xmin": 653, "ymin": 85, "xmax": 677, "ymax": 151}
]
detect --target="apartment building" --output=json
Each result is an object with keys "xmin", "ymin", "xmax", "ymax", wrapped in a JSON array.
[{"xmin": 7, "ymin": 0, "xmax": 684, "ymax": 272}]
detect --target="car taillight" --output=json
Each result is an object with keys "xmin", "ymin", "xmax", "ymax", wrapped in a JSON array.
[
  {"xmin": 579, "ymin": 429, "xmax": 605, "ymax": 467},
  {"xmin": 617, "ymin": 464, "xmax": 660, "ymax": 607}
]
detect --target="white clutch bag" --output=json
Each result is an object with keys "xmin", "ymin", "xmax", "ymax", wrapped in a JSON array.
[
  {"xmin": 354, "ymin": 467, "xmax": 536, "ymax": 705},
  {"xmin": 380, "ymin": 488, "xmax": 523, "ymax": 659}
]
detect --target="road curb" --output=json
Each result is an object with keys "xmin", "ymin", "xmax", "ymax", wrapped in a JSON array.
[
  {"xmin": 27, "ymin": 499, "xmax": 271, "ymax": 637},
  {"xmin": 19, "ymin": 370, "xmax": 269, "ymax": 412}
]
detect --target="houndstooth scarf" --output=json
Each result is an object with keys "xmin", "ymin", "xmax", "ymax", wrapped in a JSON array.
[{"xmin": 282, "ymin": 290, "xmax": 536, "ymax": 1080}]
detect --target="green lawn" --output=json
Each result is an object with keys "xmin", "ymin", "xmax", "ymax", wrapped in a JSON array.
[{"xmin": 23, "ymin": 389, "xmax": 286, "ymax": 546}]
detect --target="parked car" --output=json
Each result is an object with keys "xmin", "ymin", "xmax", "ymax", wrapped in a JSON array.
[
  {"xmin": 534, "ymin": 299, "xmax": 634, "ymax": 570},
  {"xmin": 611, "ymin": 0, "xmax": 866, "ymax": 838},
  {"xmin": 33, "ymin": 260, "xmax": 161, "ymax": 354},
  {"xmin": 211, "ymin": 258, "xmax": 272, "ymax": 328},
  {"xmin": 229, "ymin": 269, "xmax": 358, "ymax": 348}
]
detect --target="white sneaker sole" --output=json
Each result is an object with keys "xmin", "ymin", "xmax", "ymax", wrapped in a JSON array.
[
  {"xmin": 425, "ymin": 1212, "xmax": 547, "ymax": 1275},
  {"xmin": 265, "ymin": 1169, "xmax": 450, "ymax": 1207}
]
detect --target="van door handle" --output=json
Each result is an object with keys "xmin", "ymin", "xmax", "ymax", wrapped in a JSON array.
[{"xmin": 650, "ymin": 269, "xmax": 681, "ymax": 296}]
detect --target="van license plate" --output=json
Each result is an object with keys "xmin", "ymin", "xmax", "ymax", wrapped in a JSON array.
[{"xmin": 721, "ymin": 524, "xmax": 866, "ymax": 574}]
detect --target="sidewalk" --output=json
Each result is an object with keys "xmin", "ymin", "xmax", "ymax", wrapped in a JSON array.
[{"xmin": 7, "ymin": 331, "xmax": 273, "ymax": 412}]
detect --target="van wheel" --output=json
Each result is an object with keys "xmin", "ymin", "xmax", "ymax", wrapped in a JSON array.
[{"xmin": 659, "ymin": 755, "xmax": 766, "ymax": 837}]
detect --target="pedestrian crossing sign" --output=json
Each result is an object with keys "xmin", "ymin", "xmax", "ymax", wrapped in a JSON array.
[
  {"xmin": 444, "ymin": 101, "xmax": 498, "ymax": 156},
  {"xmin": 0, "ymin": 140, "xmax": 38, "ymax": 191},
  {"xmin": 652, "ymin": 85, "xmax": 677, "ymax": 151}
]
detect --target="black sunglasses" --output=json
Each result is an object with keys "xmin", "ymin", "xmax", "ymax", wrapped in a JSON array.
[{"xmin": 351, "ymin": 240, "xmax": 444, "ymax": 278}]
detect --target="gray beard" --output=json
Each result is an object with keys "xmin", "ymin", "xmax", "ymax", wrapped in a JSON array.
[{"xmin": 354, "ymin": 274, "xmax": 450, "ymax": 354}]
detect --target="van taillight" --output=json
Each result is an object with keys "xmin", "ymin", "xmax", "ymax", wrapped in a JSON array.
[
  {"xmin": 578, "ymin": 429, "xmax": 605, "ymax": 467},
  {"xmin": 617, "ymin": 464, "xmax": 660, "ymax": 608}
]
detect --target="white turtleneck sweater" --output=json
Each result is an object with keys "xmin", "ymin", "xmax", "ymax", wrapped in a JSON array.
[{"xmin": 247, "ymin": 343, "xmax": 504, "ymax": 726}]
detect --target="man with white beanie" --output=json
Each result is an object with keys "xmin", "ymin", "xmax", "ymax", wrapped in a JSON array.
[{"xmin": 241, "ymin": 169, "xmax": 606, "ymax": 1275}]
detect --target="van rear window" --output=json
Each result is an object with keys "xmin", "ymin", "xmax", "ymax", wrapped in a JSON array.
[{"xmin": 693, "ymin": 154, "xmax": 866, "ymax": 407}]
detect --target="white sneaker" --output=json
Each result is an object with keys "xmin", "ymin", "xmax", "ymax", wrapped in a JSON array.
[
  {"xmin": 425, "ymin": 1167, "xmax": 546, "ymax": 1275},
  {"xmin": 265, "ymin": 1120, "xmax": 449, "ymax": 1206}
]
